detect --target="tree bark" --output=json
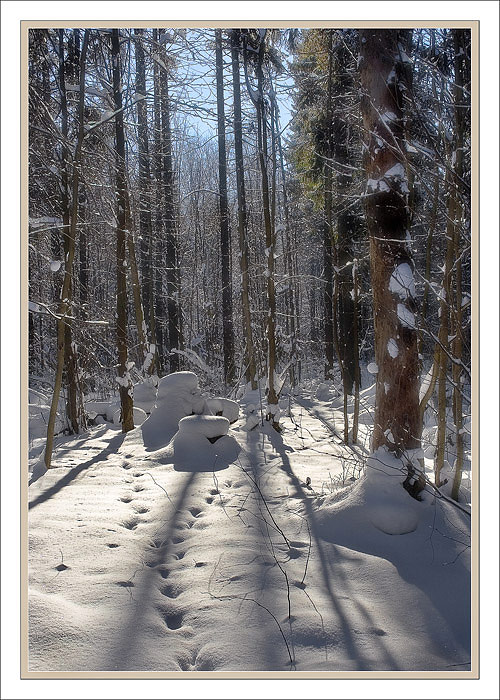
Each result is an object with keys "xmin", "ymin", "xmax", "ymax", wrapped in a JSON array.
[
  {"xmin": 111, "ymin": 29, "xmax": 134, "ymax": 432},
  {"xmin": 231, "ymin": 31, "xmax": 257, "ymax": 389},
  {"xmin": 215, "ymin": 29, "xmax": 236, "ymax": 386},
  {"xmin": 44, "ymin": 30, "xmax": 90, "ymax": 467},
  {"xmin": 360, "ymin": 30, "xmax": 421, "ymax": 471}
]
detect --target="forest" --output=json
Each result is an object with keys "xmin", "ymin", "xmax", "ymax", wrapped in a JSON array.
[{"xmin": 27, "ymin": 27, "xmax": 472, "ymax": 674}]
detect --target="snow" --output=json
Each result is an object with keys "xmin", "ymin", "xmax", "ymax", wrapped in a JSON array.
[
  {"xmin": 397, "ymin": 303, "xmax": 416, "ymax": 329},
  {"xmin": 112, "ymin": 406, "xmax": 147, "ymax": 426},
  {"xmin": 387, "ymin": 338, "xmax": 399, "ymax": 358},
  {"xmin": 367, "ymin": 362, "xmax": 378, "ymax": 374},
  {"xmin": 389, "ymin": 262, "xmax": 415, "ymax": 300},
  {"xmin": 205, "ymin": 397, "xmax": 239, "ymax": 423},
  {"xmin": 27, "ymin": 375, "xmax": 471, "ymax": 673},
  {"xmin": 49, "ymin": 260, "xmax": 62, "ymax": 272},
  {"xmin": 141, "ymin": 371, "xmax": 206, "ymax": 451}
]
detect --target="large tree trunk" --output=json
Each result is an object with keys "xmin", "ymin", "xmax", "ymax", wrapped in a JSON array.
[
  {"xmin": 159, "ymin": 33, "xmax": 183, "ymax": 372},
  {"xmin": 152, "ymin": 29, "xmax": 166, "ymax": 373},
  {"xmin": 44, "ymin": 31, "xmax": 89, "ymax": 468},
  {"xmin": 111, "ymin": 29, "xmax": 134, "ymax": 432},
  {"xmin": 231, "ymin": 31, "xmax": 257, "ymax": 389},
  {"xmin": 135, "ymin": 28, "xmax": 157, "ymax": 375},
  {"xmin": 323, "ymin": 30, "xmax": 335, "ymax": 379},
  {"xmin": 215, "ymin": 29, "xmax": 236, "ymax": 386},
  {"xmin": 360, "ymin": 30, "xmax": 422, "ymax": 483}
]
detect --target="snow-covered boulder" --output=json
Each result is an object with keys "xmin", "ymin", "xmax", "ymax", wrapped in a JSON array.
[
  {"xmin": 178, "ymin": 414, "xmax": 230, "ymax": 440},
  {"xmin": 133, "ymin": 380, "xmax": 158, "ymax": 414},
  {"xmin": 173, "ymin": 415, "xmax": 238, "ymax": 470},
  {"xmin": 112, "ymin": 406, "xmax": 147, "ymax": 427},
  {"xmin": 141, "ymin": 371, "xmax": 208, "ymax": 451},
  {"xmin": 205, "ymin": 397, "xmax": 239, "ymax": 424}
]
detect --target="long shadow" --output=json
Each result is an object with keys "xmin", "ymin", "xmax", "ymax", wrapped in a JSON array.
[
  {"xmin": 238, "ymin": 429, "xmax": 296, "ymax": 671},
  {"xmin": 102, "ymin": 471, "xmax": 198, "ymax": 671},
  {"xmin": 28, "ymin": 433, "xmax": 127, "ymax": 510},
  {"xmin": 265, "ymin": 427, "xmax": 399, "ymax": 671}
]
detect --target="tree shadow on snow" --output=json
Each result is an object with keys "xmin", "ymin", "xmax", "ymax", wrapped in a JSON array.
[
  {"xmin": 267, "ymin": 428, "xmax": 471, "ymax": 670},
  {"xmin": 28, "ymin": 433, "xmax": 127, "ymax": 510},
  {"xmin": 265, "ymin": 427, "xmax": 400, "ymax": 671}
]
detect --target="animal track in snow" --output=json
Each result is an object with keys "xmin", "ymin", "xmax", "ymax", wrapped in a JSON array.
[
  {"xmin": 188, "ymin": 506, "xmax": 202, "ymax": 518},
  {"xmin": 133, "ymin": 484, "xmax": 145, "ymax": 492},
  {"xmin": 205, "ymin": 496, "xmax": 214, "ymax": 504},
  {"xmin": 133, "ymin": 505, "xmax": 149, "ymax": 514},
  {"xmin": 116, "ymin": 580, "xmax": 134, "ymax": 588},
  {"xmin": 107, "ymin": 543, "xmax": 120, "ymax": 548},
  {"xmin": 157, "ymin": 607, "xmax": 184, "ymax": 630},
  {"xmin": 119, "ymin": 495, "xmax": 133, "ymax": 503},
  {"xmin": 160, "ymin": 583, "xmax": 180, "ymax": 599},
  {"xmin": 171, "ymin": 535, "xmax": 184, "ymax": 545},
  {"xmin": 121, "ymin": 517, "xmax": 140, "ymax": 530}
]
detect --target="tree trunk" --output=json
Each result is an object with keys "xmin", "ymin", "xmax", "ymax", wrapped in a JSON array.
[
  {"xmin": 111, "ymin": 29, "xmax": 134, "ymax": 432},
  {"xmin": 323, "ymin": 30, "xmax": 335, "ymax": 379},
  {"xmin": 215, "ymin": 29, "xmax": 236, "ymax": 386},
  {"xmin": 152, "ymin": 29, "xmax": 165, "ymax": 373},
  {"xmin": 231, "ymin": 31, "xmax": 257, "ymax": 389},
  {"xmin": 44, "ymin": 31, "xmax": 90, "ymax": 468},
  {"xmin": 135, "ymin": 28, "xmax": 157, "ymax": 375},
  {"xmin": 359, "ymin": 30, "xmax": 422, "ymax": 484},
  {"xmin": 159, "ymin": 33, "xmax": 182, "ymax": 372}
]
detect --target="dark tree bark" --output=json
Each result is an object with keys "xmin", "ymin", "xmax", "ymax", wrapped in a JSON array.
[
  {"xmin": 159, "ymin": 31, "xmax": 182, "ymax": 372},
  {"xmin": 323, "ymin": 30, "xmax": 335, "ymax": 379},
  {"xmin": 359, "ymin": 30, "xmax": 422, "ymax": 476},
  {"xmin": 135, "ymin": 28, "xmax": 157, "ymax": 374},
  {"xmin": 230, "ymin": 30, "xmax": 257, "ymax": 389},
  {"xmin": 111, "ymin": 29, "xmax": 134, "ymax": 432},
  {"xmin": 215, "ymin": 29, "xmax": 235, "ymax": 385},
  {"xmin": 152, "ymin": 28, "xmax": 166, "ymax": 373},
  {"xmin": 45, "ymin": 30, "xmax": 90, "ymax": 467}
]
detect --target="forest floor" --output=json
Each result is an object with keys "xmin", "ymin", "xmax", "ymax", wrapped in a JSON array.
[{"xmin": 27, "ymin": 382, "xmax": 471, "ymax": 673}]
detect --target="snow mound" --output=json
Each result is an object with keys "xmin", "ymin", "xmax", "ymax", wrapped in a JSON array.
[
  {"xmin": 178, "ymin": 414, "xmax": 229, "ymax": 439},
  {"xmin": 205, "ymin": 397, "xmax": 239, "ymax": 423},
  {"xmin": 133, "ymin": 380, "xmax": 157, "ymax": 414},
  {"xmin": 172, "ymin": 415, "xmax": 239, "ymax": 471},
  {"xmin": 112, "ymin": 406, "xmax": 147, "ymax": 427},
  {"xmin": 141, "ymin": 371, "xmax": 207, "ymax": 451},
  {"xmin": 316, "ymin": 447, "xmax": 420, "ymax": 537}
]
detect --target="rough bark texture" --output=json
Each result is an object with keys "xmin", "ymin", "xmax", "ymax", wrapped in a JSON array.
[
  {"xmin": 135, "ymin": 28, "xmax": 156, "ymax": 374},
  {"xmin": 44, "ymin": 31, "xmax": 89, "ymax": 467},
  {"xmin": 111, "ymin": 29, "xmax": 134, "ymax": 433},
  {"xmin": 159, "ymin": 34, "xmax": 182, "ymax": 372},
  {"xmin": 215, "ymin": 29, "xmax": 236, "ymax": 385},
  {"xmin": 360, "ymin": 30, "xmax": 421, "ymax": 456},
  {"xmin": 231, "ymin": 32, "xmax": 257, "ymax": 389}
]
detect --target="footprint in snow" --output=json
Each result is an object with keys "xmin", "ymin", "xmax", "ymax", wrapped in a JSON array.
[
  {"xmin": 205, "ymin": 496, "xmax": 214, "ymax": 504},
  {"xmin": 121, "ymin": 517, "xmax": 140, "ymax": 530},
  {"xmin": 188, "ymin": 506, "xmax": 202, "ymax": 518},
  {"xmin": 133, "ymin": 505, "xmax": 149, "ymax": 514},
  {"xmin": 119, "ymin": 495, "xmax": 133, "ymax": 503},
  {"xmin": 157, "ymin": 607, "xmax": 184, "ymax": 630},
  {"xmin": 160, "ymin": 583, "xmax": 180, "ymax": 599}
]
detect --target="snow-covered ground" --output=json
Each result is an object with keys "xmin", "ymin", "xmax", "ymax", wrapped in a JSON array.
[{"xmin": 27, "ymin": 377, "xmax": 471, "ymax": 673}]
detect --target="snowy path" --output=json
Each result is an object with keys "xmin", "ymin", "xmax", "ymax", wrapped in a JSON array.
[{"xmin": 28, "ymin": 395, "xmax": 471, "ymax": 672}]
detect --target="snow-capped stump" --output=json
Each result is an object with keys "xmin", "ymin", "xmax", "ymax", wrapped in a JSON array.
[
  {"xmin": 112, "ymin": 406, "xmax": 147, "ymax": 426},
  {"xmin": 205, "ymin": 398, "xmax": 239, "ymax": 424},
  {"xmin": 178, "ymin": 414, "xmax": 230, "ymax": 442},
  {"xmin": 141, "ymin": 371, "xmax": 207, "ymax": 451},
  {"xmin": 173, "ymin": 415, "xmax": 238, "ymax": 470},
  {"xmin": 133, "ymin": 380, "xmax": 158, "ymax": 414}
]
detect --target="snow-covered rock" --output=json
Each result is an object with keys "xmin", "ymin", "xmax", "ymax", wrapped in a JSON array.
[
  {"xmin": 205, "ymin": 397, "xmax": 239, "ymax": 423},
  {"xmin": 141, "ymin": 371, "xmax": 208, "ymax": 451},
  {"xmin": 177, "ymin": 414, "xmax": 229, "ymax": 440}
]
